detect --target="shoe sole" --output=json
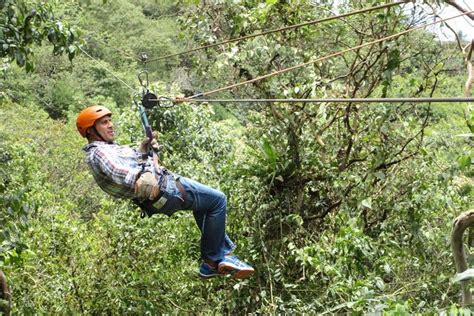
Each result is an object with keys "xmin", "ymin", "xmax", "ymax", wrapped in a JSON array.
[
  {"xmin": 198, "ymin": 267, "xmax": 219, "ymax": 279},
  {"xmin": 199, "ymin": 272, "xmax": 218, "ymax": 279},
  {"xmin": 218, "ymin": 265, "xmax": 255, "ymax": 279}
]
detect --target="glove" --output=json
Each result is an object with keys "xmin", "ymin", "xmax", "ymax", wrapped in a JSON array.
[
  {"xmin": 134, "ymin": 172, "xmax": 160, "ymax": 200},
  {"xmin": 138, "ymin": 131, "xmax": 162, "ymax": 154}
]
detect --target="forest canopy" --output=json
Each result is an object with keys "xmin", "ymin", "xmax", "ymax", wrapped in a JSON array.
[{"xmin": 0, "ymin": 0, "xmax": 473, "ymax": 314}]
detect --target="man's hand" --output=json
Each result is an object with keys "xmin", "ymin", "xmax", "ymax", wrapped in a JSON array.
[
  {"xmin": 138, "ymin": 131, "xmax": 162, "ymax": 154},
  {"xmin": 134, "ymin": 172, "xmax": 160, "ymax": 200}
]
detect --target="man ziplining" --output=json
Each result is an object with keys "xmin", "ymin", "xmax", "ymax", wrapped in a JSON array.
[
  {"xmin": 76, "ymin": 105, "xmax": 254, "ymax": 279},
  {"xmin": 72, "ymin": 5, "xmax": 473, "ymax": 283}
]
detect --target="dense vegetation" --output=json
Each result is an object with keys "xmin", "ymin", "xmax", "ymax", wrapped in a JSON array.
[{"xmin": 1, "ymin": 0, "xmax": 473, "ymax": 314}]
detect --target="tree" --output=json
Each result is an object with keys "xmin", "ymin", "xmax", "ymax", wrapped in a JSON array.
[
  {"xmin": 0, "ymin": 0, "xmax": 77, "ymax": 71},
  {"xmin": 178, "ymin": 0, "xmax": 446, "ymax": 232},
  {"xmin": 177, "ymin": 1, "xmax": 468, "ymax": 312}
]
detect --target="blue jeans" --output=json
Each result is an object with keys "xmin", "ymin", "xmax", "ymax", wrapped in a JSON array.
[{"xmin": 157, "ymin": 173, "xmax": 236, "ymax": 263}]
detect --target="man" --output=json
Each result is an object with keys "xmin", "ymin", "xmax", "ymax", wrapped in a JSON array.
[{"xmin": 76, "ymin": 105, "xmax": 254, "ymax": 279}]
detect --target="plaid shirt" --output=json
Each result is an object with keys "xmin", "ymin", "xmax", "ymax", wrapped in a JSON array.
[{"xmin": 83, "ymin": 141, "xmax": 154, "ymax": 199}]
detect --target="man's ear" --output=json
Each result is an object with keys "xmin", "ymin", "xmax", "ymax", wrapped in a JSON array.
[{"xmin": 85, "ymin": 127, "xmax": 94, "ymax": 139}]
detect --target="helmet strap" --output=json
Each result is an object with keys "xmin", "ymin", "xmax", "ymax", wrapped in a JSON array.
[{"xmin": 86, "ymin": 126, "xmax": 107, "ymax": 143}]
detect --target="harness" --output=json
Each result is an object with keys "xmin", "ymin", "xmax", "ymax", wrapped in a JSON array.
[
  {"xmin": 133, "ymin": 168, "xmax": 188, "ymax": 218},
  {"xmin": 133, "ymin": 168, "xmax": 169, "ymax": 218},
  {"xmin": 133, "ymin": 71, "xmax": 186, "ymax": 218}
]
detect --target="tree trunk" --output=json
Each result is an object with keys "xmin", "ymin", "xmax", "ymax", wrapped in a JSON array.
[
  {"xmin": 0, "ymin": 270, "xmax": 11, "ymax": 316},
  {"xmin": 451, "ymin": 210, "xmax": 474, "ymax": 306}
]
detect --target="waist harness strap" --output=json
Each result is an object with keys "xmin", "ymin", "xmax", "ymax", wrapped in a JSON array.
[{"xmin": 135, "ymin": 176, "xmax": 187, "ymax": 218}]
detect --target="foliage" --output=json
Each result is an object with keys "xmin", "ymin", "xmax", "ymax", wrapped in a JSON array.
[
  {"xmin": 177, "ymin": 0, "xmax": 473, "ymax": 313},
  {"xmin": 0, "ymin": 0, "xmax": 77, "ymax": 71},
  {"xmin": 0, "ymin": 0, "xmax": 473, "ymax": 314}
]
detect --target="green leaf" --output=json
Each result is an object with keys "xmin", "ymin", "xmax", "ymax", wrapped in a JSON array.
[
  {"xmin": 25, "ymin": 60, "xmax": 33, "ymax": 72},
  {"xmin": 14, "ymin": 51, "xmax": 25, "ymax": 66},
  {"xmin": 458, "ymin": 155, "xmax": 472, "ymax": 169},
  {"xmin": 386, "ymin": 49, "xmax": 400, "ymax": 70},
  {"xmin": 68, "ymin": 50, "xmax": 75, "ymax": 61},
  {"xmin": 360, "ymin": 198, "xmax": 372, "ymax": 210},
  {"xmin": 375, "ymin": 278, "xmax": 385, "ymax": 290},
  {"xmin": 259, "ymin": 139, "xmax": 277, "ymax": 164},
  {"xmin": 47, "ymin": 28, "xmax": 56, "ymax": 43},
  {"xmin": 374, "ymin": 171, "xmax": 385, "ymax": 180}
]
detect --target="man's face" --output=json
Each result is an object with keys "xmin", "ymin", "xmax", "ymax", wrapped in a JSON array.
[{"xmin": 93, "ymin": 115, "xmax": 115, "ymax": 142}]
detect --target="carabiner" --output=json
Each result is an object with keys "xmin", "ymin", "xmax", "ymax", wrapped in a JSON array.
[{"xmin": 138, "ymin": 71, "xmax": 149, "ymax": 90}]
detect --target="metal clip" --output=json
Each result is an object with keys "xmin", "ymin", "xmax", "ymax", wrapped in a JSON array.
[{"xmin": 138, "ymin": 71, "xmax": 149, "ymax": 90}]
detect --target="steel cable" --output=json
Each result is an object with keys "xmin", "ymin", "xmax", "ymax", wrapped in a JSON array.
[
  {"xmin": 144, "ymin": 1, "xmax": 409, "ymax": 63},
  {"xmin": 78, "ymin": 46, "xmax": 137, "ymax": 92},
  {"xmin": 182, "ymin": 10, "xmax": 474, "ymax": 101},
  {"xmin": 78, "ymin": 11, "xmax": 474, "ymax": 105},
  {"xmin": 158, "ymin": 97, "xmax": 474, "ymax": 104}
]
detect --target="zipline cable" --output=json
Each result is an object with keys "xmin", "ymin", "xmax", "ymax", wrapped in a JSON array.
[
  {"xmin": 78, "ymin": 46, "xmax": 136, "ymax": 92},
  {"xmin": 182, "ymin": 10, "xmax": 474, "ymax": 101},
  {"xmin": 79, "ymin": 11, "xmax": 474, "ymax": 105},
  {"xmin": 80, "ymin": 43, "xmax": 474, "ymax": 105},
  {"xmin": 156, "ymin": 97, "xmax": 474, "ymax": 104},
  {"xmin": 145, "ymin": 0, "xmax": 409, "ymax": 63}
]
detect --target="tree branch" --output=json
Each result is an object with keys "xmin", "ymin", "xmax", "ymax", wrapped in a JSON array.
[{"xmin": 445, "ymin": 0, "xmax": 474, "ymax": 20}]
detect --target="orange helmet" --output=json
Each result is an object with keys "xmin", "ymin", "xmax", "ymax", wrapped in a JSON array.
[{"xmin": 76, "ymin": 105, "xmax": 112, "ymax": 137}]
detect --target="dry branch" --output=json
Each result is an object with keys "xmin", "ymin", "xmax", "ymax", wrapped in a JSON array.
[
  {"xmin": 445, "ymin": 1, "xmax": 474, "ymax": 21},
  {"xmin": 463, "ymin": 41, "xmax": 473, "ymax": 97}
]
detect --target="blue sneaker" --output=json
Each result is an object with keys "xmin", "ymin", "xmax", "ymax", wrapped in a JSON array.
[
  {"xmin": 199, "ymin": 262, "xmax": 219, "ymax": 279},
  {"xmin": 218, "ymin": 255, "xmax": 254, "ymax": 279}
]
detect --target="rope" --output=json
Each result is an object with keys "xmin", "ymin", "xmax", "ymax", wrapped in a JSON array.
[
  {"xmin": 182, "ymin": 10, "xmax": 474, "ymax": 101},
  {"xmin": 158, "ymin": 97, "xmax": 474, "ymax": 104},
  {"xmin": 78, "ymin": 46, "xmax": 136, "ymax": 92},
  {"xmin": 145, "ymin": 1, "xmax": 409, "ymax": 63}
]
